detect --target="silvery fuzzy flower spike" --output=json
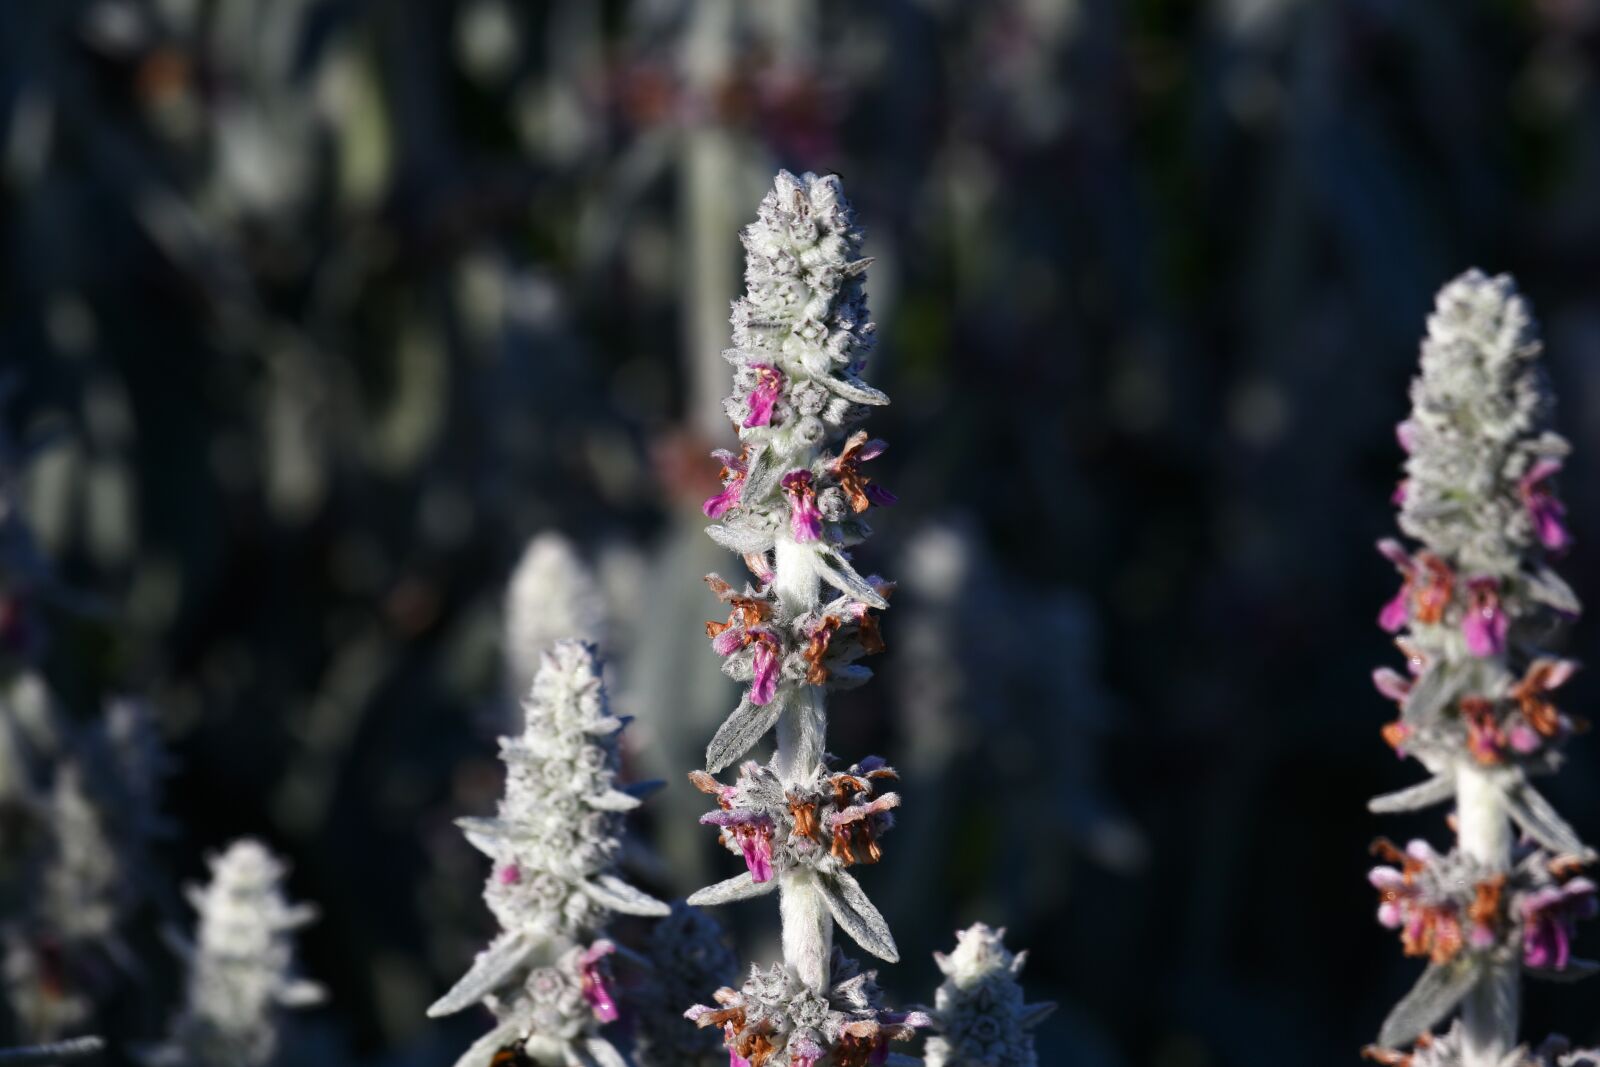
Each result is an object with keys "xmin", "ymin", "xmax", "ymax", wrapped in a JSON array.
[
  {"xmin": 142, "ymin": 839, "xmax": 323, "ymax": 1067},
  {"xmin": 633, "ymin": 903, "xmax": 739, "ymax": 1067},
  {"xmin": 1366, "ymin": 271, "xmax": 1596, "ymax": 1064},
  {"xmin": 923, "ymin": 924, "xmax": 1054, "ymax": 1067},
  {"xmin": 429, "ymin": 640, "xmax": 668, "ymax": 1067},
  {"xmin": 685, "ymin": 171, "xmax": 927, "ymax": 1067}
]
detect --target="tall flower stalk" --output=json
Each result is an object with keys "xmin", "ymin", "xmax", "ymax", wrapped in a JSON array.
[
  {"xmin": 1366, "ymin": 271, "xmax": 1597, "ymax": 1064},
  {"xmin": 429, "ymin": 639, "xmax": 669, "ymax": 1067},
  {"xmin": 684, "ymin": 171, "xmax": 928, "ymax": 1067}
]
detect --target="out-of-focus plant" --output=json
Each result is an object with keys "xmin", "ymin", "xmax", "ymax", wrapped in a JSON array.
[
  {"xmin": 681, "ymin": 170, "xmax": 932, "ymax": 1067},
  {"xmin": 1364, "ymin": 271, "xmax": 1598, "ymax": 1064},
  {"xmin": 923, "ymin": 923, "xmax": 1053, "ymax": 1067},
  {"xmin": 428, "ymin": 640, "xmax": 669, "ymax": 1066},
  {"xmin": 141, "ymin": 839, "xmax": 322, "ymax": 1067}
]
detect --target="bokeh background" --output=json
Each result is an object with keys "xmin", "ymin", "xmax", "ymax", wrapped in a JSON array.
[{"xmin": 5, "ymin": 0, "xmax": 1600, "ymax": 1063}]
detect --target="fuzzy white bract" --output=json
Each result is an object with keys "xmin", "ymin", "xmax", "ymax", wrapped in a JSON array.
[
  {"xmin": 429, "ymin": 639, "xmax": 666, "ymax": 1067},
  {"xmin": 146, "ymin": 839, "xmax": 323, "ymax": 1067},
  {"xmin": 1366, "ymin": 271, "xmax": 1596, "ymax": 1066},
  {"xmin": 924, "ymin": 924, "xmax": 1053, "ymax": 1067}
]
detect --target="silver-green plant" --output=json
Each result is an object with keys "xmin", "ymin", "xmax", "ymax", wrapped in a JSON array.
[
  {"xmin": 429, "ymin": 639, "xmax": 668, "ymax": 1067},
  {"xmin": 144, "ymin": 839, "xmax": 322, "ymax": 1067},
  {"xmin": 923, "ymin": 924, "xmax": 1053, "ymax": 1067},
  {"xmin": 682, "ymin": 170, "xmax": 927, "ymax": 1067},
  {"xmin": 1365, "ymin": 271, "xmax": 1597, "ymax": 1065}
]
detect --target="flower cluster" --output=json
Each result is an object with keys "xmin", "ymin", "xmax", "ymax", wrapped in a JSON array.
[
  {"xmin": 687, "ymin": 758, "xmax": 899, "ymax": 917},
  {"xmin": 923, "ymin": 924, "xmax": 1054, "ymax": 1067},
  {"xmin": 1367, "ymin": 271, "xmax": 1596, "ymax": 1059},
  {"xmin": 685, "ymin": 949, "xmax": 928, "ymax": 1067},
  {"xmin": 429, "ymin": 640, "xmax": 667, "ymax": 1067},
  {"xmin": 143, "ymin": 840, "xmax": 323, "ymax": 1067},
  {"xmin": 633, "ymin": 903, "xmax": 739, "ymax": 1067},
  {"xmin": 702, "ymin": 575, "xmax": 888, "ymax": 758},
  {"xmin": 1368, "ymin": 839, "xmax": 1597, "ymax": 974}
]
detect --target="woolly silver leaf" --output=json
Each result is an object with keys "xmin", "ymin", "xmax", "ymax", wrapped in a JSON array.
[
  {"xmin": 1378, "ymin": 961, "xmax": 1480, "ymax": 1050},
  {"xmin": 817, "ymin": 871, "xmax": 898, "ymax": 963}
]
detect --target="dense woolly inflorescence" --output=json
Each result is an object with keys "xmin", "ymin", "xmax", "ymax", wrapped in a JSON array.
[
  {"xmin": 685, "ymin": 949, "xmax": 928, "ymax": 1067},
  {"xmin": 684, "ymin": 170, "xmax": 931, "ymax": 1067},
  {"xmin": 144, "ymin": 840, "xmax": 323, "ymax": 1067},
  {"xmin": 633, "ymin": 903, "xmax": 739, "ymax": 1067},
  {"xmin": 923, "ymin": 924, "xmax": 1054, "ymax": 1067},
  {"xmin": 1366, "ymin": 271, "xmax": 1595, "ymax": 1063},
  {"xmin": 429, "ymin": 639, "xmax": 667, "ymax": 1067}
]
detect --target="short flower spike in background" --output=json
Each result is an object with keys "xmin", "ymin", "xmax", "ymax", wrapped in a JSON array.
[
  {"xmin": 924, "ymin": 924, "xmax": 1054, "ymax": 1067},
  {"xmin": 142, "ymin": 839, "xmax": 323, "ymax": 1067},
  {"xmin": 1365, "ymin": 271, "xmax": 1599, "ymax": 1066},
  {"xmin": 428, "ymin": 639, "xmax": 667, "ymax": 1067}
]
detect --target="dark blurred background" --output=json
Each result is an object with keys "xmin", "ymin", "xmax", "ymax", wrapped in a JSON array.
[{"xmin": 5, "ymin": 0, "xmax": 1600, "ymax": 1064}]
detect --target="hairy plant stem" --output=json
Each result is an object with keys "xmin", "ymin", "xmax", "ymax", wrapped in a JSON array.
[
  {"xmin": 772, "ymin": 535, "xmax": 832, "ymax": 992},
  {"xmin": 1457, "ymin": 762, "xmax": 1519, "ymax": 1066}
]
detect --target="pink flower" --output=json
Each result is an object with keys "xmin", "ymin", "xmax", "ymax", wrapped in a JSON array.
[
  {"xmin": 750, "ymin": 631, "xmax": 780, "ymax": 705},
  {"xmin": 1463, "ymin": 577, "xmax": 1508, "ymax": 657},
  {"xmin": 743, "ymin": 365, "xmax": 784, "ymax": 428},
  {"xmin": 1520, "ymin": 458, "xmax": 1571, "ymax": 553},
  {"xmin": 1522, "ymin": 878, "xmax": 1598, "ymax": 971},
  {"xmin": 497, "ymin": 864, "xmax": 522, "ymax": 885},
  {"xmin": 1377, "ymin": 540, "xmax": 1415, "ymax": 632},
  {"xmin": 726, "ymin": 1025, "xmax": 750, "ymax": 1067},
  {"xmin": 781, "ymin": 470, "xmax": 823, "ymax": 542},
  {"xmin": 579, "ymin": 942, "xmax": 619, "ymax": 1023},
  {"xmin": 704, "ymin": 449, "xmax": 749, "ymax": 519},
  {"xmin": 699, "ymin": 811, "xmax": 776, "ymax": 882}
]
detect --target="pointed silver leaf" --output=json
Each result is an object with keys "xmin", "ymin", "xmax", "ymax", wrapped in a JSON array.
[
  {"xmin": 813, "ymin": 549, "xmax": 889, "ymax": 609},
  {"xmin": 817, "ymin": 871, "xmax": 899, "ymax": 962},
  {"xmin": 1369, "ymin": 773, "xmax": 1457, "ymax": 814},
  {"xmin": 428, "ymin": 931, "xmax": 536, "ymax": 1017},
  {"xmin": 706, "ymin": 692, "xmax": 786, "ymax": 773},
  {"xmin": 687, "ymin": 872, "xmax": 778, "ymax": 907},
  {"xmin": 585, "ymin": 789, "xmax": 643, "ymax": 812},
  {"xmin": 583, "ymin": 1038, "xmax": 630, "ymax": 1067},
  {"xmin": 583, "ymin": 874, "xmax": 670, "ymax": 917},
  {"xmin": 824, "ymin": 374, "xmax": 890, "ymax": 407},
  {"xmin": 1377, "ymin": 962, "xmax": 1479, "ymax": 1049},
  {"xmin": 1501, "ymin": 779, "xmax": 1594, "ymax": 859},
  {"xmin": 1018, "ymin": 1001, "xmax": 1058, "ymax": 1029}
]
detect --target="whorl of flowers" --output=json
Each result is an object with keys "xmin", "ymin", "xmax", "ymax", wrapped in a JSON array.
[
  {"xmin": 685, "ymin": 171, "xmax": 926, "ymax": 1067},
  {"xmin": 145, "ymin": 839, "xmax": 323, "ymax": 1067},
  {"xmin": 923, "ymin": 924, "xmax": 1054, "ymax": 1067},
  {"xmin": 429, "ymin": 640, "xmax": 667, "ymax": 1067},
  {"xmin": 633, "ymin": 903, "xmax": 738, "ymax": 1067},
  {"xmin": 685, "ymin": 948, "xmax": 929, "ymax": 1067},
  {"xmin": 1368, "ymin": 271, "xmax": 1594, "ymax": 1062}
]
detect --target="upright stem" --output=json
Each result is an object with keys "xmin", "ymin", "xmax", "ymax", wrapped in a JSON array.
[
  {"xmin": 772, "ymin": 534, "xmax": 832, "ymax": 991},
  {"xmin": 1456, "ymin": 762, "xmax": 1519, "ymax": 1065}
]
